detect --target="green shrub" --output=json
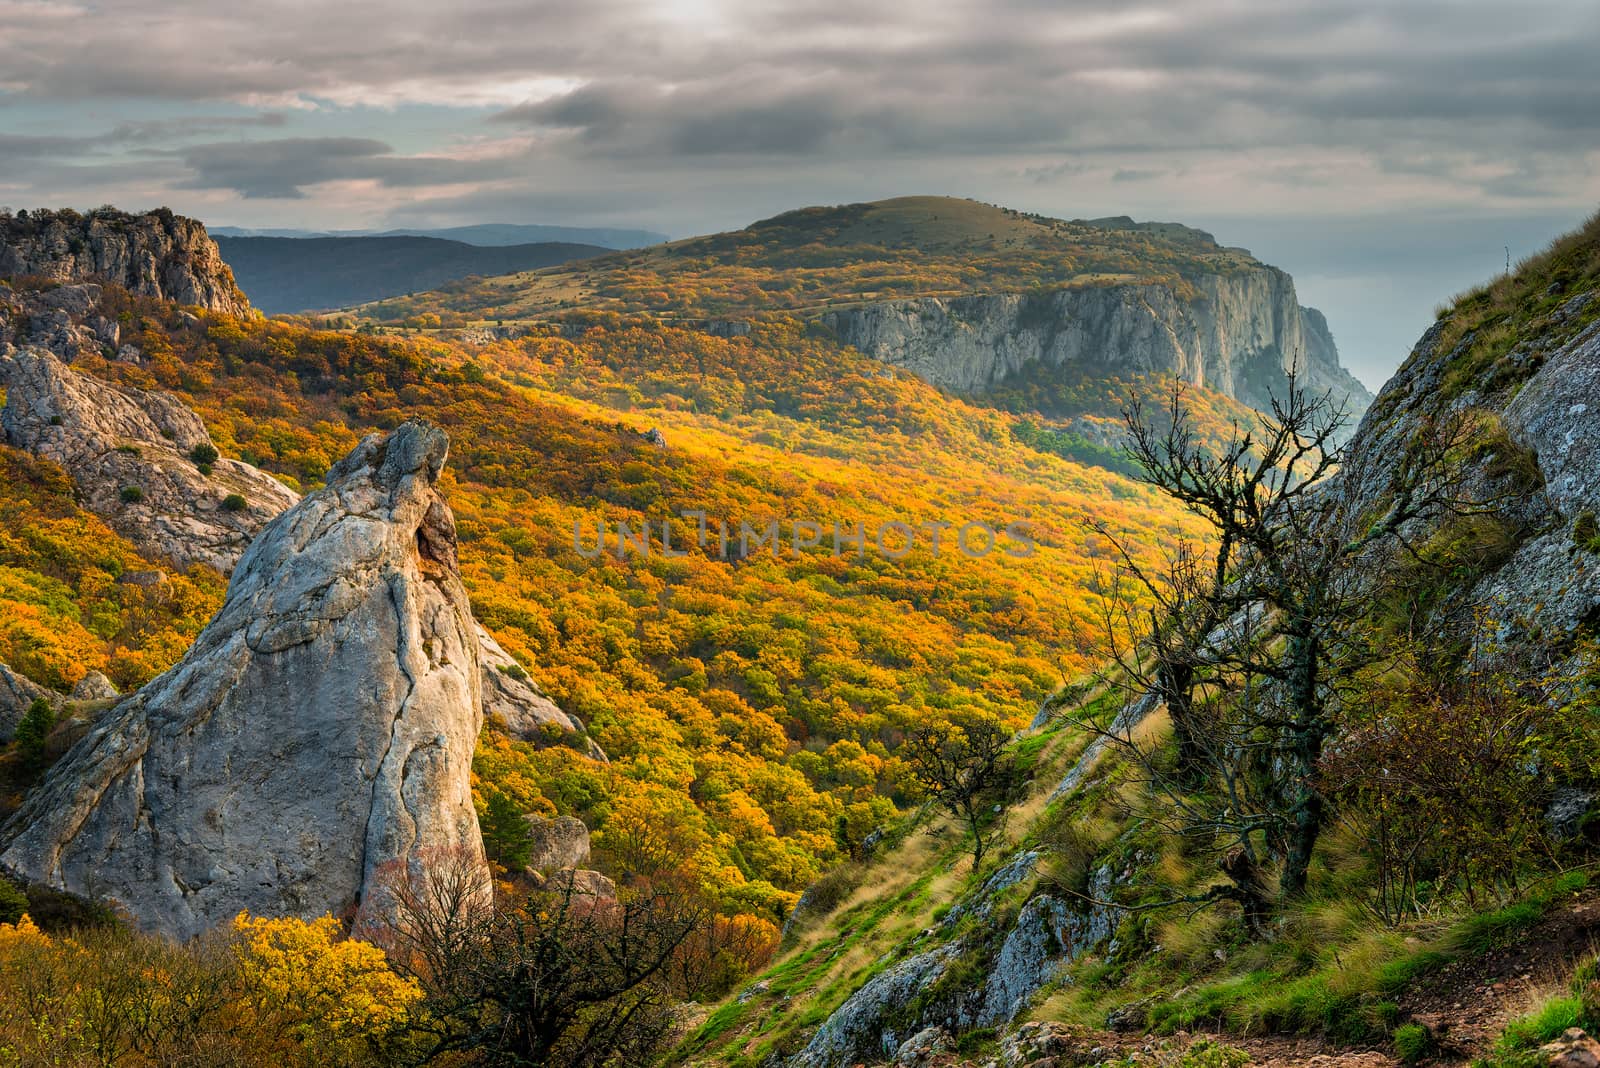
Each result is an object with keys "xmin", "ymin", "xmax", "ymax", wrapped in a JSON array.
[
  {"xmin": 13, "ymin": 697, "xmax": 54, "ymax": 769},
  {"xmin": 119, "ymin": 485, "xmax": 143, "ymax": 503},
  {"xmin": 1498, "ymin": 996, "xmax": 1582, "ymax": 1051},
  {"xmin": 1393, "ymin": 1022, "xmax": 1434, "ymax": 1064},
  {"xmin": 189, "ymin": 443, "xmax": 219, "ymax": 466},
  {"xmin": 197, "ymin": 462, "xmax": 213, "ymax": 476},
  {"xmin": 221, "ymin": 494, "xmax": 248, "ymax": 512},
  {"xmin": 0, "ymin": 879, "xmax": 28, "ymax": 925}
]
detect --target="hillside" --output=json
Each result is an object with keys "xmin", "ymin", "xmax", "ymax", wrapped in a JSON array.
[
  {"xmin": 354, "ymin": 196, "xmax": 1372, "ymax": 420},
  {"xmin": 215, "ymin": 234, "xmax": 608, "ymax": 314},
  {"xmin": 671, "ymin": 211, "xmax": 1600, "ymax": 1068}
]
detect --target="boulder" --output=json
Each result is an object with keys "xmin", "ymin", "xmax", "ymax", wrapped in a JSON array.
[
  {"xmin": 68, "ymin": 672, "xmax": 118, "ymax": 703},
  {"xmin": 525, "ymin": 814, "xmax": 591, "ymax": 872},
  {"xmin": 0, "ymin": 422, "xmax": 491, "ymax": 939},
  {"xmin": 1543, "ymin": 1028, "xmax": 1600, "ymax": 1068}
]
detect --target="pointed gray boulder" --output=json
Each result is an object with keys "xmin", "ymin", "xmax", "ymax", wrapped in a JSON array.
[{"xmin": 0, "ymin": 421, "xmax": 490, "ymax": 939}]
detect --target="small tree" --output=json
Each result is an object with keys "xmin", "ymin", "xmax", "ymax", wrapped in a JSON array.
[
  {"xmin": 14, "ymin": 698, "xmax": 54, "ymax": 770},
  {"xmin": 903, "ymin": 715, "xmax": 1018, "ymax": 869},
  {"xmin": 478, "ymin": 789, "xmax": 533, "ymax": 872}
]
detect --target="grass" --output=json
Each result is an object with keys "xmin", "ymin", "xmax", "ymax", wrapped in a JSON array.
[{"xmin": 1424, "ymin": 208, "xmax": 1600, "ymax": 402}]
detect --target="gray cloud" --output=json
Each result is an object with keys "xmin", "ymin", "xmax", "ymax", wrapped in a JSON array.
[{"xmin": 1, "ymin": 0, "xmax": 1597, "ymax": 382}]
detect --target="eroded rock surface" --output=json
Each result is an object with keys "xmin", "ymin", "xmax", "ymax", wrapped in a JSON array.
[
  {"xmin": 0, "ymin": 422, "xmax": 490, "ymax": 939},
  {"xmin": 0, "ymin": 208, "xmax": 250, "ymax": 316},
  {"xmin": 0, "ymin": 348, "xmax": 299, "ymax": 572}
]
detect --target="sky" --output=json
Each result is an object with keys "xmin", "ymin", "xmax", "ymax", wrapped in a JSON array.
[{"xmin": 2, "ymin": 0, "xmax": 1598, "ymax": 389}]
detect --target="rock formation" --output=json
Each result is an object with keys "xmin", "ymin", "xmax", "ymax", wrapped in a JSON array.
[
  {"xmin": 0, "ymin": 348, "xmax": 300, "ymax": 572},
  {"xmin": 0, "ymin": 422, "xmax": 491, "ymax": 939},
  {"xmin": 823, "ymin": 270, "xmax": 1372, "ymax": 419},
  {"xmin": 0, "ymin": 208, "xmax": 250, "ymax": 316},
  {"xmin": 0, "ymin": 347, "xmax": 588, "ymax": 746}
]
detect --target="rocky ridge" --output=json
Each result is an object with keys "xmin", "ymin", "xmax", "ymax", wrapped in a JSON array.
[
  {"xmin": 0, "ymin": 208, "xmax": 250, "ymax": 316},
  {"xmin": 0, "ymin": 422, "xmax": 491, "ymax": 938},
  {"xmin": 823, "ymin": 269, "xmax": 1372, "ymax": 418}
]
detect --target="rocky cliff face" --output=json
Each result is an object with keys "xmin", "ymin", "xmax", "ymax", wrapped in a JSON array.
[
  {"xmin": 1, "ymin": 348, "xmax": 301, "ymax": 572},
  {"xmin": 0, "ymin": 209, "xmax": 250, "ymax": 317},
  {"xmin": 0, "ymin": 423, "xmax": 491, "ymax": 939},
  {"xmin": 823, "ymin": 268, "xmax": 1372, "ymax": 418}
]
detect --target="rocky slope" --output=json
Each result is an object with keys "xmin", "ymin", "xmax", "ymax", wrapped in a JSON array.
[
  {"xmin": 0, "ymin": 422, "xmax": 491, "ymax": 939},
  {"xmin": 823, "ymin": 270, "xmax": 1371, "ymax": 417},
  {"xmin": 0, "ymin": 208, "xmax": 250, "ymax": 316},
  {"xmin": 1, "ymin": 348, "xmax": 300, "ymax": 571}
]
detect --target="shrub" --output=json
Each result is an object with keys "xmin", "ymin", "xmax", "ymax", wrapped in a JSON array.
[
  {"xmin": 222, "ymin": 493, "xmax": 248, "ymax": 512},
  {"xmin": 197, "ymin": 462, "xmax": 213, "ymax": 476},
  {"xmin": 189, "ymin": 443, "xmax": 220, "ymax": 466},
  {"xmin": 119, "ymin": 485, "xmax": 143, "ymax": 503},
  {"xmin": 0, "ymin": 881, "xmax": 27, "ymax": 926},
  {"xmin": 13, "ymin": 697, "xmax": 54, "ymax": 769},
  {"xmin": 1393, "ymin": 1022, "xmax": 1434, "ymax": 1064},
  {"xmin": 1574, "ymin": 511, "xmax": 1600, "ymax": 553}
]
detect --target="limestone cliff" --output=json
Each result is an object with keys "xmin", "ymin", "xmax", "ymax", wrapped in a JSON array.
[
  {"xmin": 0, "ymin": 422, "xmax": 491, "ymax": 939},
  {"xmin": 0, "ymin": 208, "xmax": 250, "ymax": 317},
  {"xmin": 822, "ymin": 268, "xmax": 1372, "ymax": 418}
]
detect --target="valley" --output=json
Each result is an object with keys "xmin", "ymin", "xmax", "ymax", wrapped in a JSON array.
[{"xmin": 0, "ymin": 199, "xmax": 1595, "ymax": 1068}]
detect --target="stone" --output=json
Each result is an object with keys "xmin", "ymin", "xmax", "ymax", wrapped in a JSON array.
[
  {"xmin": 525, "ymin": 814, "xmax": 591, "ymax": 872},
  {"xmin": 787, "ymin": 943, "xmax": 963, "ymax": 1067},
  {"xmin": 68, "ymin": 671, "xmax": 118, "ymax": 703},
  {"xmin": 478, "ymin": 627, "xmax": 594, "ymax": 749},
  {"xmin": 0, "ymin": 348, "xmax": 300, "ymax": 573},
  {"xmin": 1542, "ymin": 1028, "xmax": 1600, "ymax": 1068},
  {"xmin": 0, "ymin": 422, "xmax": 491, "ymax": 939},
  {"xmin": 892, "ymin": 1026, "xmax": 952, "ymax": 1066},
  {"xmin": 543, "ymin": 868, "xmax": 617, "ymax": 900}
]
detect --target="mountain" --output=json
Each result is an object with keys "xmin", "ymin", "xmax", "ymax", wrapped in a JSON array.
[
  {"xmin": 210, "ymin": 223, "xmax": 668, "ymax": 249},
  {"xmin": 1, "ymin": 207, "xmax": 250, "ymax": 316},
  {"xmin": 353, "ymin": 195, "xmax": 1373, "ymax": 423},
  {"xmin": 7, "ymin": 201, "xmax": 1594, "ymax": 1065},
  {"xmin": 214, "ymin": 234, "xmax": 608, "ymax": 314}
]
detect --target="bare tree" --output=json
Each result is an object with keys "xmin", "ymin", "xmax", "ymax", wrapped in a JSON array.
[
  {"xmin": 373, "ymin": 855, "xmax": 704, "ymax": 1068},
  {"xmin": 903, "ymin": 715, "xmax": 1019, "ymax": 869},
  {"xmin": 1073, "ymin": 376, "xmax": 1474, "ymax": 919}
]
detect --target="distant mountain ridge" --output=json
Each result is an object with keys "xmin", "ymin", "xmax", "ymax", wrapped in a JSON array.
[
  {"xmin": 211, "ymin": 222, "xmax": 668, "ymax": 249},
  {"xmin": 215, "ymin": 234, "xmax": 608, "ymax": 315}
]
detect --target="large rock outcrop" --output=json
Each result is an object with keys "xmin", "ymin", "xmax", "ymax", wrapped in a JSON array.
[
  {"xmin": 0, "ymin": 348, "xmax": 300, "ymax": 572},
  {"xmin": 0, "ymin": 348, "xmax": 588, "ymax": 745},
  {"xmin": 823, "ymin": 269, "xmax": 1372, "ymax": 419},
  {"xmin": 0, "ymin": 422, "xmax": 490, "ymax": 939},
  {"xmin": 0, "ymin": 208, "xmax": 250, "ymax": 316}
]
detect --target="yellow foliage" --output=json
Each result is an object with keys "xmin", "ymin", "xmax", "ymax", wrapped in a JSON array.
[{"xmin": 232, "ymin": 911, "xmax": 422, "ymax": 1038}]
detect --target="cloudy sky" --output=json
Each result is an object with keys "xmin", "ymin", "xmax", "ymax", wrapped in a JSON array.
[{"xmin": 3, "ymin": 0, "xmax": 1597, "ymax": 386}]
